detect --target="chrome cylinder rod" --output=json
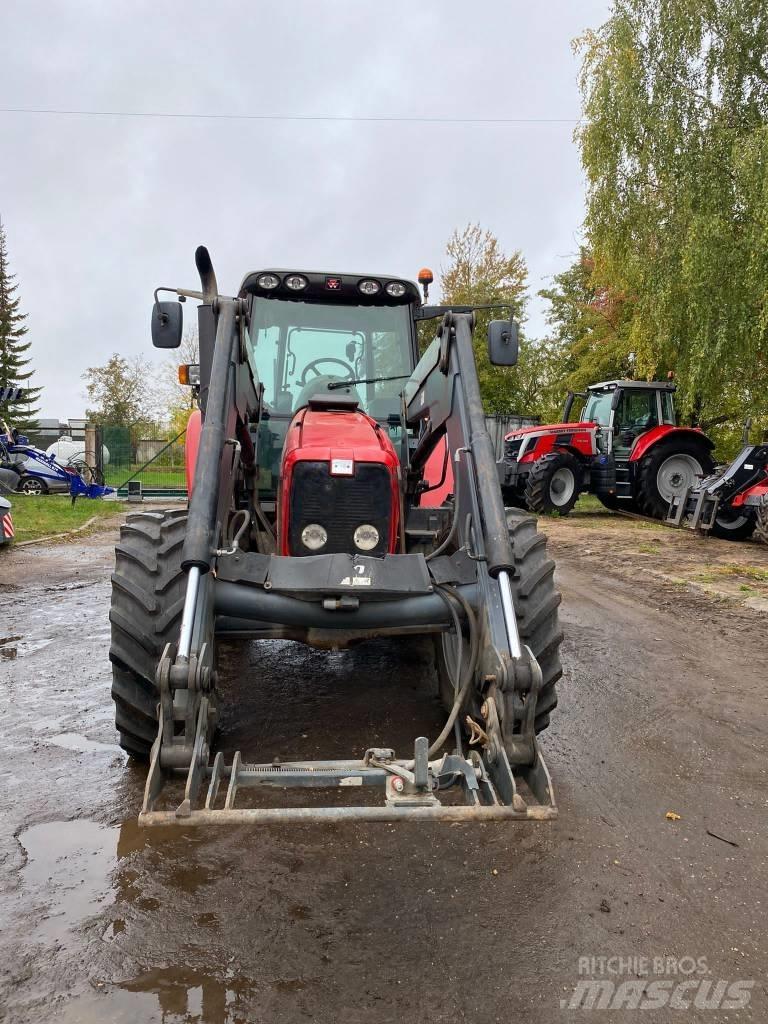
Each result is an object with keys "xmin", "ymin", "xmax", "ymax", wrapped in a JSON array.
[
  {"xmin": 497, "ymin": 569, "xmax": 522, "ymax": 660},
  {"xmin": 177, "ymin": 566, "xmax": 201, "ymax": 660}
]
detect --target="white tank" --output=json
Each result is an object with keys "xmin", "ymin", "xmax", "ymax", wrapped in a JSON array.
[{"xmin": 45, "ymin": 435, "xmax": 111, "ymax": 467}]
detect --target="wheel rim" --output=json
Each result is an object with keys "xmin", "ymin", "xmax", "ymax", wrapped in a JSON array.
[
  {"xmin": 549, "ymin": 467, "xmax": 576, "ymax": 507},
  {"xmin": 656, "ymin": 454, "xmax": 703, "ymax": 503},
  {"xmin": 21, "ymin": 478, "xmax": 43, "ymax": 495}
]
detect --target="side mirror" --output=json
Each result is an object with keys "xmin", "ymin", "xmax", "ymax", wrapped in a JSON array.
[
  {"xmin": 487, "ymin": 319, "xmax": 519, "ymax": 366},
  {"xmin": 151, "ymin": 301, "xmax": 183, "ymax": 349},
  {"xmin": 610, "ymin": 389, "xmax": 622, "ymax": 411}
]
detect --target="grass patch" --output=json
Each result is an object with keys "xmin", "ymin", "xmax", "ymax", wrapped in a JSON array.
[
  {"xmin": 637, "ymin": 542, "xmax": 662, "ymax": 554},
  {"xmin": 722, "ymin": 564, "xmax": 768, "ymax": 582},
  {"xmin": 104, "ymin": 466, "xmax": 186, "ymax": 489},
  {"xmin": 699, "ymin": 563, "xmax": 768, "ymax": 583},
  {"xmin": 6, "ymin": 494, "xmax": 123, "ymax": 542},
  {"xmin": 573, "ymin": 494, "xmax": 612, "ymax": 515}
]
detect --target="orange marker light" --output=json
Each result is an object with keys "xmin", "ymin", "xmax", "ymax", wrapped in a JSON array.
[
  {"xmin": 417, "ymin": 267, "xmax": 434, "ymax": 301},
  {"xmin": 178, "ymin": 364, "xmax": 190, "ymax": 385}
]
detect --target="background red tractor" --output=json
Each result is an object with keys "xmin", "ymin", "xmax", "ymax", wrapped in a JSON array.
[{"xmin": 502, "ymin": 379, "xmax": 720, "ymax": 524}]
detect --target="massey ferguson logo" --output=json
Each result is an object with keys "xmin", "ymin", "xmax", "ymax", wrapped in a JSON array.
[{"xmin": 325, "ymin": 276, "xmax": 341, "ymax": 290}]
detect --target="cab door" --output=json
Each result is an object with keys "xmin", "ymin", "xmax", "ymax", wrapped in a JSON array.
[{"xmin": 612, "ymin": 389, "xmax": 660, "ymax": 461}]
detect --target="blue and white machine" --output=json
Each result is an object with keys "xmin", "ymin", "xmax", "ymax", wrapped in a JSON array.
[{"xmin": 0, "ymin": 389, "xmax": 114, "ymax": 500}]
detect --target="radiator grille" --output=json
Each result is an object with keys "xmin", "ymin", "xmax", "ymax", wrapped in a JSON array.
[{"xmin": 289, "ymin": 461, "xmax": 392, "ymax": 556}]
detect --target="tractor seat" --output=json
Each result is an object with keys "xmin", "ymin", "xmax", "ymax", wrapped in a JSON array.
[{"xmin": 293, "ymin": 375, "xmax": 362, "ymax": 412}]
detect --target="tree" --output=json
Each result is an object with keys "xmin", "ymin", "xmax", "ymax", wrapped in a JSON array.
[
  {"xmin": 439, "ymin": 224, "xmax": 537, "ymax": 414},
  {"xmin": 83, "ymin": 354, "xmax": 157, "ymax": 428},
  {"xmin": 575, "ymin": 0, "xmax": 768, "ymax": 448},
  {"xmin": 0, "ymin": 218, "xmax": 41, "ymax": 428},
  {"xmin": 538, "ymin": 248, "xmax": 637, "ymax": 414}
]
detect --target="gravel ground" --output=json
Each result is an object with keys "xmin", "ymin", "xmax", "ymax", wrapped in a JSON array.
[{"xmin": 0, "ymin": 519, "xmax": 765, "ymax": 1023}]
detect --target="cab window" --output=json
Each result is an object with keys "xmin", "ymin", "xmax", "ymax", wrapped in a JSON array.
[
  {"xmin": 616, "ymin": 390, "xmax": 658, "ymax": 431},
  {"xmin": 582, "ymin": 391, "xmax": 613, "ymax": 426},
  {"xmin": 248, "ymin": 297, "xmax": 413, "ymax": 420}
]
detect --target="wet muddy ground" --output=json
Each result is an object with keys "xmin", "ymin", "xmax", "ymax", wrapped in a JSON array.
[{"xmin": 0, "ymin": 519, "xmax": 766, "ymax": 1022}]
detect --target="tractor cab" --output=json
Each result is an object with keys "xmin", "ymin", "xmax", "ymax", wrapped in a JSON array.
[
  {"xmin": 579, "ymin": 380, "xmax": 677, "ymax": 457},
  {"xmin": 236, "ymin": 271, "xmax": 421, "ymax": 502}
]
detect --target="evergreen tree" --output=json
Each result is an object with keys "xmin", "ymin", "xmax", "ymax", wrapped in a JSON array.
[{"xmin": 0, "ymin": 218, "xmax": 41, "ymax": 428}]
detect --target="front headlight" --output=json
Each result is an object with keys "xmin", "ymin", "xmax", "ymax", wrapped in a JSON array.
[
  {"xmin": 353, "ymin": 524, "xmax": 379, "ymax": 551},
  {"xmin": 301, "ymin": 524, "xmax": 328, "ymax": 550}
]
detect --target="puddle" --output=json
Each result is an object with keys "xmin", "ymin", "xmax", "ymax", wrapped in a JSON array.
[
  {"xmin": 53, "ymin": 969, "xmax": 252, "ymax": 1023},
  {"xmin": 0, "ymin": 635, "xmax": 54, "ymax": 659},
  {"xmin": 46, "ymin": 732, "xmax": 126, "ymax": 756},
  {"xmin": 19, "ymin": 819, "xmax": 119, "ymax": 944}
]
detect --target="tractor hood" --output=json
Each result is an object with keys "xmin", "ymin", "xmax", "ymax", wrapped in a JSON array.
[
  {"xmin": 504, "ymin": 422, "xmax": 597, "ymax": 441},
  {"xmin": 282, "ymin": 403, "xmax": 397, "ymax": 464},
  {"xmin": 278, "ymin": 401, "xmax": 401, "ymax": 558}
]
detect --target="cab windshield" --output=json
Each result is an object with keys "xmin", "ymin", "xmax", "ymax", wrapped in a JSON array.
[
  {"xmin": 582, "ymin": 390, "xmax": 613, "ymax": 426},
  {"xmin": 247, "ymin": 297, "xmax": 413, "ymax": 420}
]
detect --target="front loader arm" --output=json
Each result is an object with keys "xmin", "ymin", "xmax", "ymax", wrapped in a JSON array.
[{"xmin": 404, "ymin": 312, "xmax": 542, "ymax": 766}]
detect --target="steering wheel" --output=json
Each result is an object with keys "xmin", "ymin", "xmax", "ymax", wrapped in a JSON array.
[{"xmin": 297, "ymin": 357, "xmax": 355, "ymax": 386}]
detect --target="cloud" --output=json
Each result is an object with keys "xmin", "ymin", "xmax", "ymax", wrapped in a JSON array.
[{"xmin": 0, "ymin": 0, "xmax": 608, "ymax": 419}]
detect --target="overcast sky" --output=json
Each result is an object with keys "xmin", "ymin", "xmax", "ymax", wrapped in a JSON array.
[{"xmin": 0, "ymin": 0, "xmax": 609, "ymax": 421}]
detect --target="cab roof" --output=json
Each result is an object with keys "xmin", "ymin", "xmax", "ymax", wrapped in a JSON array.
[
  {"xmin": 588, "ymin": 379, "xmax": 676, "ymax": 392},
  {"xmin": 239, "ymin": 269, "xmax": 421, "ymax": 306}
]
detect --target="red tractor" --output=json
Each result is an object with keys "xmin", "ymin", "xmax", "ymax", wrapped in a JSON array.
[
  {"xmin": 109, "ymin": 248, "xmax": 564, "ymax": 827},
  {"xmin": 502, "ymin": 379, "xmax": 721, "ymax": 523}
]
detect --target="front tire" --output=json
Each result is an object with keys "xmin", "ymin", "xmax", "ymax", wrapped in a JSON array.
[
  {"xmin": 755, "ymin": 497, "xmax": 768, "ymax": 546},
  {"xmin": 712, "ymin": 511, "xmax": 755, "ymax": 541},
  {"xmin": 435, "ymin": 509, "xmax": 563, "ymax": 734},
  {"xmin": 109, "ymin": 510, "xmax": 187, "ymax": 759},
  {"xmin": 525, "ymin": 451, "xmax": 581, "ymax": 516},
  {"xmin": 19, "ymin": 476, "xmax": 46, "ymax": 495},
  {"xmin": 636, "ymin": 441, "xmax": 714, "ymax": 520}
]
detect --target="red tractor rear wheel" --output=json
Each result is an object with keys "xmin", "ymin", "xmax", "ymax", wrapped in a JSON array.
[
  {"xmin": 525, "ymin": 451, "xmax": 582, "ymax": 515},
  {"xmin": 636, "ymin": 440, "xmax": 714, "ymax": 520}
]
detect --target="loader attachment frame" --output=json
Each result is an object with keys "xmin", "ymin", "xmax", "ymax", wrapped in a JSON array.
[{"xmin": 138, "ymin": 255, "xmax": 557, "ymax": 826}]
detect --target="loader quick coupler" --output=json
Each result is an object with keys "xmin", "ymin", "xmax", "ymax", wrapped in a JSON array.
[{"xmin": 140, "ymin": 628, "xmax": 557, "ymax": 825}]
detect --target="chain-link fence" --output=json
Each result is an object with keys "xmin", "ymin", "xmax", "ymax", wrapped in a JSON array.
[{"xmin": 98, "ymin": 424, "xmax": 187, "ymax": 497}]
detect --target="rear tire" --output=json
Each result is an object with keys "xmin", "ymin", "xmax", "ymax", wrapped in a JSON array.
[
  {"xmin": 636, "ymin": 441, "xmax": 714, "ymax": 520},
  {"xmin": 525, "ymin": 452, "xmax": 581, "ymax": 516},
  {"xmin": 109, "ymin": 510, "xmax": 187, "ymax": 759},
  {"xmin": 434, "ymin": 509, "xmax": 563, "ymax": 734}
]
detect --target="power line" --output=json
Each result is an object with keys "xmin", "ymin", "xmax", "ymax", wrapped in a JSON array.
[{"xmin": 0, "ymin": 106, "xmax": 579, "ymax": 126}]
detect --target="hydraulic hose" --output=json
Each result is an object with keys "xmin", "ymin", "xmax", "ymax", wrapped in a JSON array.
[{"xmin": 427, "ymin": 584, "xmax": 479, "ymax": 757}]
